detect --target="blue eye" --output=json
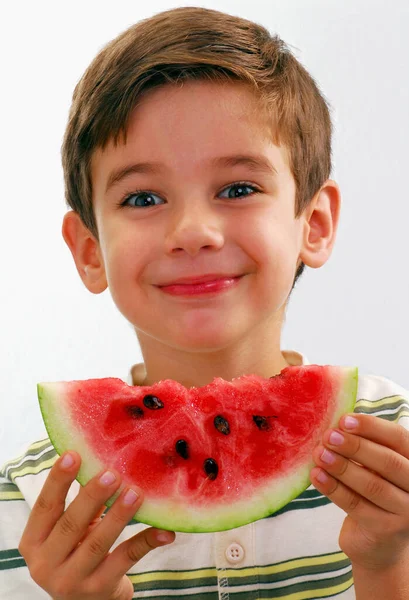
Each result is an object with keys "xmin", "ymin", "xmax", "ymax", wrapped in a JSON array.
[
  {"xmin": 119, "ymin": 182, "xmax": 259, "ymax": 208},
  {"xmin": 219, "ymin": 182, "xmax": 259, "ymax": 199},
  {"xmin": 121, "ymin": 191, "xmax": 164, "ymax": 208}
]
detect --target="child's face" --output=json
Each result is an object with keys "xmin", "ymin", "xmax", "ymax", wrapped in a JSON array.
[{"xmin": 89, "ymin": 81, "xmax": 316, "ymax": 352}]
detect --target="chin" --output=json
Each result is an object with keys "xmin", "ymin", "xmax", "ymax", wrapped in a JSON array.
[
  {"xmin": 172, "ymin": 339, "xmax": 229, "ymax": 354},
  {"xmin": 167, "ymin": 323, "xmax": 244, "ymax": 353}
]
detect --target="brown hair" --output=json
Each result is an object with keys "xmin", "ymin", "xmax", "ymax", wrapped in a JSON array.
[{"xmin": 62, "ymin": 6, "xmax": 333, "ymax": 288}]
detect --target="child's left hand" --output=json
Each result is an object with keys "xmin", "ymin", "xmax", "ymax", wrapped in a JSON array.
[{"xmin": 311, "ymin": 413, "xmax": 409, "ymax": 570}]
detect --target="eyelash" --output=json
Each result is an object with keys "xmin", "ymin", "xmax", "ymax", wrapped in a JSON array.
[{"xmin": 117, "ymin": 181, "xmax": 261, "ymax": 208}]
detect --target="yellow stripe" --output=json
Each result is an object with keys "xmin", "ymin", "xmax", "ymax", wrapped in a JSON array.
[
  {"xmin": 230, "ymin": 552, "xmax": 347, "ymax": 577},
  {"xmin": 226, "ymin": 551, "xmax": 347, "ymax": 578},
  {"xmin": 1, "ymin": 439, "xmax": 51, "ymax": 466},
  {"xmin": 10, "ymin": 456, "xmax": 57, "ymax": 481},
  {"xmin": 26, "ymin": 438, "xmax": 51, "ymax": 450},
  {"xmin": 0, "ymin": 491, "xmax": 24, "ymax": 500},
  {"xmin": 130, "ymin": 567, "xmax": 217, "ymax": 583},
  {"xmin": 259, "ymin": 575, "xmax": 353, "ymax": 600},
  {"xmin": 130, "ymin": 552, "xmax": 348, "ymax": 584},
  {"xmin": 355, "ymin": 406, "xmax": 409, "ymax": 423},
  {"xmin": 355, "ymin": 396, "xmax": 406, "ymax": 408}
]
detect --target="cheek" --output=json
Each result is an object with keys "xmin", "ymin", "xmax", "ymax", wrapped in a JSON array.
[
  {"xmin": 101, "ymin": 231, "xmax": 146, "ymax": 299},
  {"xmin": 240, "ymin": 216, "xmax": 298, "ymax": 281},
  {"xmin": 247, "ymin": 222, "xmax": 299, "ymax": 310}
]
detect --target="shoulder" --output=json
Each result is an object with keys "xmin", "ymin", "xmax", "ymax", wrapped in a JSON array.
[{"xmin": 356, "ymin": 371, "xmax": 409, "ymax": 426}]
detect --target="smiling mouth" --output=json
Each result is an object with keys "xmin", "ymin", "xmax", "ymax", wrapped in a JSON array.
[{"xmin": 158, "ymin": 275, "xmax": 243, "ymax": 297}]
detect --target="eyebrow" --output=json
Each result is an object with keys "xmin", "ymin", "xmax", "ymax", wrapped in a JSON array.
[{"xmin": 105, "ymin": 153, "xmax": 278, "ymax": 194}]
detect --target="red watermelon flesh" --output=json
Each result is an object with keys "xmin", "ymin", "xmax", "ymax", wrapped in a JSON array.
[{"xmin": 37, "ymin": 365, "xmax": 358, "ymax": 532}]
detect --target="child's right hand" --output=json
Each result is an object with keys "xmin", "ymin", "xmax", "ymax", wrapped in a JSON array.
[{"xmin": 18, "ymin": 451, "xmax": 175, "ymax": 600}]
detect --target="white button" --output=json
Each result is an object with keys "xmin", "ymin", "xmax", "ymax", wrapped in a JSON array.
[{"xmin": 225, "ymin": 542, "xmax": 245, "ymax": 564}]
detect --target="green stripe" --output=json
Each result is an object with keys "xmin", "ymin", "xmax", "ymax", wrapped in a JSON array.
[
  {"xmin": 204, "ymin": 569, "xmax": 352, "ymax": 600},
  {"xmin": 4, "ymin": 447, "xmax": 57, "ymax": 482},
  {"xmin": 130, "ymin": 569, "xmax": 353, "ymax": 600},
  {"xmin": 355, "ymin": 396, "xmax": 408, "ymax": 412},
  {"xmin": 134, "ymin": 578, "xmax": 218, "ymax": 593},
  {"xmin": 224, "ymin": 593, "xmax": 261, "ymax": 600},
  {"xmin": 229, "ymin": 569, "xmax": 353, "ymax": 599},
  {"xmin": 0, "ymin": 557, "xmax": 26, "ymax": 571},
  {"xmin": 0, "ymin": 440, "xmax": 54, "ymax": 476},
  {"xmin": 0, "ymin": 482, "xmax": 20, "ymax": 493},
  {"xmin": 0, "ymin": 548, "xmax": 22, "ymax": 560},
  {"xmin": 0, "ymin": 480, "xmax": 24, "ymax": 501},
  {"xmin": 255, "ymin": 557, "xmax": 351, "ymax": 586},
  {"xmin": 0, "ymin": 438, "xmax": 51, "ymax": 474},
  {"xmin": 0, "ymin": 549, "xmax": 26, "ymax": 572},
  {"xmin": 357, "ymin": 394, "xmax": 406, "ymax": 402},
  {"xmin": 128, "ymin": 552, "xmax": 351, "ymax": 593},
  {"xmin": 133, "ymin": 592, "xmax": 218, "ymax": 599},
  {"xmin": 355, "ymin": 405, "xmax": 409, "ymax": 422},
  {"xmin": 363, "ymin": 398, "xmax": 407, "ymax": 410},
  {"xmin": 296, "ymin": 488, "xmax": 324, "ymax": 499},
  {"xmin": 375, "ymin": 408, "xmax": 409, "ymax": 423}
]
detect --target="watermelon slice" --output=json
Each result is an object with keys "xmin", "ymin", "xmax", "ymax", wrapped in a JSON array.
[{"xmin": 37, "ymin": 365, "xmax": 357, "ymax": 533}]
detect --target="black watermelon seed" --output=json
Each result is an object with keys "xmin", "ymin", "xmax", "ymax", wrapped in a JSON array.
[
  {"xmin": 252, "ymin": 415, "xmax": 278, "ymax": 431},
  {"xmin": 214, "ymin": 415, "xmax": 230, "ymax": 435},
  {"xmin": 204, "ymin": 458, "xmax": 219, "ymax": 480},
  {"xmin": 175, "ymin": 439, "xmax": 189, "ymax": 460},
  {"xmin": 125, "ymin": 405, "xmax": 144, "ymax": 419},
  {"xmin": 143, "ymin": 394, "xmax": 164, "ymax": 409}
]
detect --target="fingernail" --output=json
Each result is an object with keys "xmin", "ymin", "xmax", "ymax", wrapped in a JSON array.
[
  {"xmin": 156, "ymin": 530, "xmax": 173, "ymax": 543},
  {"xmin": 317, "ymin": 469, "xmax": 328, "ymax": 483},
  {"xmin": 61, "ymin": 453, "xmax": 74, "ymax": 469},
  {"xmin": 329, "ymin": 431, "xmax": 344, "ymax": 445},
  {"xmin": 99, "ymin": 470, "xmax": 116, "ymax": 486},
  {"xmin": 321, "ymin": 449, "xmax": 336, "ymax": 464},
  {"xmin": 123, "ymin": 489, "xmax": 139, "ymax": 506},
  {"xmin": 344, "ymin": 415, "xmax": 359, "ymax": 429}
]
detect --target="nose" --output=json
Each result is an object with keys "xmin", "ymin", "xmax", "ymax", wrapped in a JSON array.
[{"xmin": 164, "ymin": 201, "xmax": 225, "ymax": 257}]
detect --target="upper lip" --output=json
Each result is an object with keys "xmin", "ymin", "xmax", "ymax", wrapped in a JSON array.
[{"xmin": 157, "ymin": 274, "xmax": 242, "ymax": 286}]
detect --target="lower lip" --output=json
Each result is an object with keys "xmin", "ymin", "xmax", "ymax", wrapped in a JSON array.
[{"xmin": 159, "ymin": 276, "xmax": 242, "ymax": 296}]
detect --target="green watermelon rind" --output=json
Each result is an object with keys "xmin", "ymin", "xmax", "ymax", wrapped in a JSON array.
[
  {"xmin": 37, "ymin": 366, "xmax": 358, "ymax": 533},
  {"xmin": 38, "ymin": 382, "xmax": 110, "ymax": 483}
]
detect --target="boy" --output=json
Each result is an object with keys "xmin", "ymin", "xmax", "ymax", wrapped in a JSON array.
[{"xmin": 1, "ymin": 6, "xmax": 409, "ymax": 599}]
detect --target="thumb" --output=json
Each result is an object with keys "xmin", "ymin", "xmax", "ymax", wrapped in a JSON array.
[
  {"xmin": 147, "ymin": 527, "xmax": 176, "ymax": 547},
  {"xmin": 130, "ymin": 527, "xmax": 176, "ymax": 557},
  {"xmin": 99, "ymin": 526, "xmax": 176, "ymax": 583}
]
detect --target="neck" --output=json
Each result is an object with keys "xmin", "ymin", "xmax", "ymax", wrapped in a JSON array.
[{"xmin": 134, "ymin": 319, "xmax": 291, "ymax": 388}]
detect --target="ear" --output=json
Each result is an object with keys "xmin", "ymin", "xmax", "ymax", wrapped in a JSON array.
[
  {"xmin": 298, "ymin": 179, "xmax": 341, "ymax": 269},
  {"xmin": 61, "ymin": 210, "xmax": 107, "ymax": 293}
]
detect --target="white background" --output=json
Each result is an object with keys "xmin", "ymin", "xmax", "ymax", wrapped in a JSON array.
[{"xmin": 1, "ymin": 0, "xmax": 408, "ymax": 463}]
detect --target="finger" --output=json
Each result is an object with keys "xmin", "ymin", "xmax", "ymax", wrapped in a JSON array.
[
  {"xmin": 70, "ymin": 484, "xmax": 147, "ymax": 577},
  {"xmin": 310, "ymin": 467, "xmax": 391, "ymax": 532},
  {"xmin": 313, "ymin": 445, "xmax": 408, "ymax": 514},
  {"xmin": 19, "ymin": 451, "xmax": 82, "ymax": 557},
  {"xmin": 339, "ymin": 413, "xmax": 409, "ymax": 460},
  {"xmin": 42, "ymin": 463, "xmax": 126, "ymax": 566},
  {"xmin": 77, "ymin": 506, "xmax": 107, "ymax": 544},
  {"xmin": 90, "ymin": 526, "xmax": 176, "ymax": 587},
  {"xmin": 321, "ymin": 427, "xmax": 409, "ymax": 494}
]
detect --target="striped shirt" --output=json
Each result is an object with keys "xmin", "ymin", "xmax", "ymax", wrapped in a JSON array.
[{"xmin": 1, "ymin": 350, "xmax": 408, "ymax": 599}]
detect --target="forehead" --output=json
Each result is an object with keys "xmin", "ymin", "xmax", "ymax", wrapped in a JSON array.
[{"xmin": 91, "ymin": 80, "xmax": 289, "ymax": 185}]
